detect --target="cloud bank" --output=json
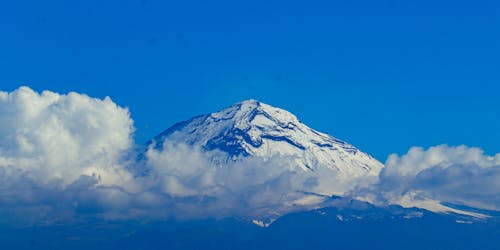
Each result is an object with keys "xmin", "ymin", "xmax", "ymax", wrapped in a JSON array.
[
  {"xmin": 0, "ymin": 86, "xmax": 498, "ymax": 225},
  {"xmin": 376, "ymin": 145, "xmax": 500, "ymax": 211},
  {"xmin": 141, "ymin": 141, "xmax": 379, "ymax": 220}
]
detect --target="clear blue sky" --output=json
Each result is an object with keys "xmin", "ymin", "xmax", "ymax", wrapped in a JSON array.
[{"xmin": 1, "ymin": 0, "xmax": 499, "ymax": 160}]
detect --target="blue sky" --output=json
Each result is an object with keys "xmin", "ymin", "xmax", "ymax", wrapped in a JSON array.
[{"xmin": 1, "ymin": 0, "xmax": 499, "ymax": 160}]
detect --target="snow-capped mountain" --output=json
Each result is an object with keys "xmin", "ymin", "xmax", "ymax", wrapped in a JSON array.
[{"xmin": 149, "ymin": 99, "xmax": 383, "ymax": 178}]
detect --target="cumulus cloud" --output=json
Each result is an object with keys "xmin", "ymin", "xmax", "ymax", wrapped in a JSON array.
[
  {"xmin": 0, "ymin": 86, "xmax": 498, "ymax": 225},
  {"xmin": 374, "ymin": 145, "xmax": 500, "ymax": 211},
  {"xmin": 0, "ymin": 87, "xmax": 139, "ymax": 224},
  {"xmin": 141, "ymin": 141, "xmax": 351, "ymax": 219},
  {"xmin": 0, "ymin": 87, "xmax": 135, "ymax": 186}
]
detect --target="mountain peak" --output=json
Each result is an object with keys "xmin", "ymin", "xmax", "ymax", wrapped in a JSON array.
[
  {"xmin": 150, "ymin": 100, "xmax": 383, "ymax": 175},
  {"xmin": 237, "ymin": 98, "xmax": 261, "ymax": 106},
  {"xmin": 233, "ymin": 99, "xmax": 270, "ymax": 113},
  {"xmin": 211, "ymin": 99, "xmax": 299, "ymax": 131}
]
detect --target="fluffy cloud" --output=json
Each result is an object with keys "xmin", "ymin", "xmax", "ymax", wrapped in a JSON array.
[
  {"xmin": 0, "ymin": 87, "xmax": 498, "ymax": 225},
  {"xmin": 141, "ymin": 142, "xmax": 354, "ymax": 219},
  {"xmin": 0, "ymin": 87, "xmax": 135, "ymax": 187},
  {"xmin": 0, "ymin": 87, "xmax": 140, "ymax": 224},
  {"xmin": 375, "ymin": 145, "xmax": 500, "ymax": 211}
]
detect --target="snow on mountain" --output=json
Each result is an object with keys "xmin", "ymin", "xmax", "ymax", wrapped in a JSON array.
[{"xmin": 149, "ymin": 99, "xmax": 383, "ymax": 178}]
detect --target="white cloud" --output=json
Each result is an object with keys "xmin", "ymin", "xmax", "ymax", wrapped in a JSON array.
[
  {"xmin": 0, "ymin": 87, "xmax": 498, "ymax": 225},
  {"xmin": 0, "ymin": 86, "xmax": 135, "ymax": 187},
  {"xmin": 375, "ymin": 145, "xmax": 500, "ymax": 211},
  {"xmin": 0, "ymin": 87, "xmax": 140, "ymax": 224},
  {"xmin": 142, "ymin": 142, "xmax": 323, "ymax": 219},
  {"xmin": 136, "ymin": 140, "xmax": 379, "ymax": 219}
]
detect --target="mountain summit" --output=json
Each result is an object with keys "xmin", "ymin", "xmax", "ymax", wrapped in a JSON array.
[{"xmin": 149, "ymin": 99, "xmax": 383, "ymax": 178}]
